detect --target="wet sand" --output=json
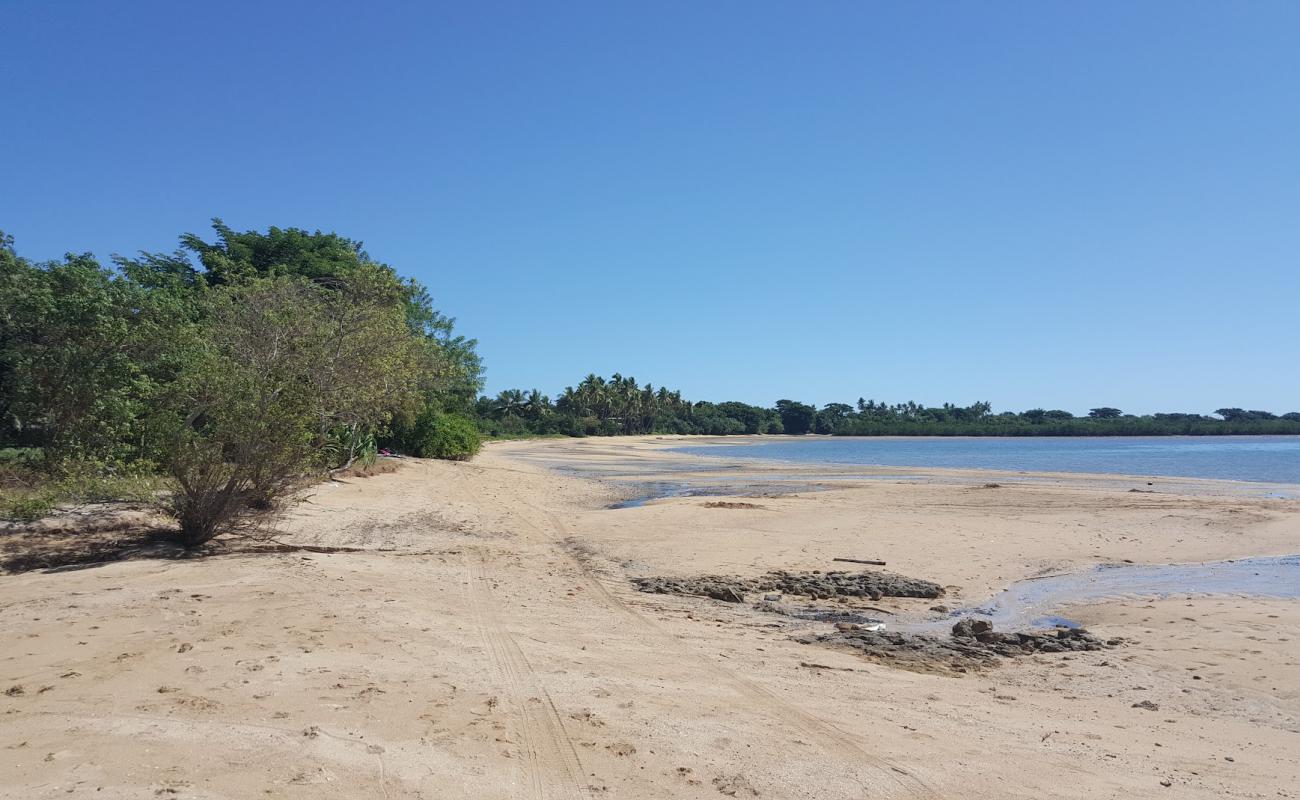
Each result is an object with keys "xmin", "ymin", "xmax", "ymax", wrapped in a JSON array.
[{"xmin": 2, "ymin": 435, "xmax": 1298, "ymax": 798}]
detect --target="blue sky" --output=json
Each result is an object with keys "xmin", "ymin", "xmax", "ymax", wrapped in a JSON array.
[{"xmin": 4, "ymin": 1, "xmax": 1298, "ymax": 414}]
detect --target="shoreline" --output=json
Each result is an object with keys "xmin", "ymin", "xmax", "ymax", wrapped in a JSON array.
[
  {"xmin": 2, "ymin": 436, "xmax": 1297, "ymax": 798},
  {"xmin": 498, "ymin": 433, "xmax": 1300, "ymax": 500},
  {"xmin": 492, "ymin": 436, "xmax": 1300, "ymax": 594}
]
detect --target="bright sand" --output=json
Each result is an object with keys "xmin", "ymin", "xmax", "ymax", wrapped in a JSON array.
[{"xmin": 2, "ymin": 436, "xmax": 1298, "ymax": 798}]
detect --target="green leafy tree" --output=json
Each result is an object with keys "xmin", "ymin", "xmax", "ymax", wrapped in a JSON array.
[
  {"xmin": 173, "ymin": 219, "xmax": 483, "ymax": 412},
  {"xmin": 775, "ymin": 400, "xmax": 817, "ymax": 435},
  {"xmin": 0, "ymin": 237, "xmax": 177, "ymax": 466},
  {"xmin": 716, "ymin": 401, "xmax": 774, "ymax": 434},
  {"xmin": 161, "ymin": 275, "xmax": 431, "ymax": 546},
  {"xmin": 405, "ymin": 411, "xmax": 482, "ymax": 460},
  {"xmin": 815, "ymin": 402, "xmax": 854, "ymax": 434}
]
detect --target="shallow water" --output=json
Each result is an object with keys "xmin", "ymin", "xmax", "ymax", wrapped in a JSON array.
[
  {"xmin": 608, "ymin": 480, "xmax": 830, "ymax": 508},
  {"xmin": 676, "ymin": 435, "xmax": 1300, "ymax": 485},
  {"xmin": 916, "ymin": 554, "xmax": 1300, "ymax": 632}
]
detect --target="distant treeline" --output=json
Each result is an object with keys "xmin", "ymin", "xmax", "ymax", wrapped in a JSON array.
[{"xmin": 477, "ymin": 378, "xmax": 1300, "ymax": 438}]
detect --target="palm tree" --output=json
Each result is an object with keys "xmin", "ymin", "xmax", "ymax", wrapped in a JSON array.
[
  {"xmin": 493, "ymin": 388, "xmax": 525, "ymax": 418},
  {"xmin": 523, "ymin": 389, "xmax": 548, "ymax": 420}
]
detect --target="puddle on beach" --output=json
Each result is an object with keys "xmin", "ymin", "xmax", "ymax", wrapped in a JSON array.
[
  {"xmin": 921, "ymin": 554, "xmax": 1300, "ymax": 633},
  {"xmin": 605, "ymin": 476, "xmax": 923, "ymax": 509},
  {"xmin": 607, "ymin": 481, "xmax": 825, "ymax": 508},
  {"xmin": 603, "ymin": 478, "xmax": 837, "ymax": 509}
]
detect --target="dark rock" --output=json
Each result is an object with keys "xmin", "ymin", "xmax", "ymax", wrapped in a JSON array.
[
  {"xmin": 952, "ymin": 618, "xmax": 993, "ymax": 638},
  {"xmin": 802, "ymin": 617, "xmax": 1119, "ymax": 673},
  {"xmin": 1132, "ymin": 700, "xmax": 1160, "ymax": 711},
  {"xmin": 704, "ymin": 586, "xmax": 746, "ymax": 603},
  {"xmin": 632, "ymin": 569, "xmax": 944, "ymax": 602}
]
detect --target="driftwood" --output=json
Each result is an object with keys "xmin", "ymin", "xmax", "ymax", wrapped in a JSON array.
[
  {"xmin": 858, "ymin": 606, "xmax": 895, "ymax": 616},
  {"xmin": 833, "ymin": 557, "xmax": 887, "ymax": 566}
]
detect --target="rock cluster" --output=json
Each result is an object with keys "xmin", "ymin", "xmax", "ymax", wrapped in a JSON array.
[
  {"xmin": 632, "ymin": 569, "xmax": 944, "ymax": 602},
  {"xmin": 752, "ymin": 600, "xmax": 884, "ymax": 625},
  {"xmin": 799, "ymin": 618, "xmax": 1120, "ymax": 672},
  {"xmin": 949, "ymin": 617, "xmax": 1117, "ymax": 655}
]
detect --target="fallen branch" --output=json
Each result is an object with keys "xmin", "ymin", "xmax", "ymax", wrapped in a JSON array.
[
  {"xmin": 799, "ymin": 661, "xmax": 855, "ymax": 672},
  {"xmin": 832, "ymin": 557, "xmax": 887, "ymax": 566},
  {"xmin": 859, "ymin": 606, "xmax": 895, "ymax": 616}
]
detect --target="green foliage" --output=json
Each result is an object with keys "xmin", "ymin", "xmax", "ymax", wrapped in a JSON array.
[
  {"xmin": 324, "ymin": 426, "xmax": 379, "ymax": 472},
  {"xmin": 174, "ymin": 219, "xmax": 484, "ymax": 409},
  {"xmin": 814, "ymin": 402, "xmax": 854, "ymax": 434},
  {"xmin": 475, "ymin": 377, "xmax": 1300, "ymax": 440},
  {"xmin": 0, "ymin": 464, "xmax": 167, "ymax": 522},
  {"xmin": 819, "ymin": 402, "xmax": 1300, "ymax": 436},
  {"xmin": 159, "ymin": 279, "xmax": 332, "ymax": 544},
  {"xmin": 180, "ymin": 219, "xmax": 375, "ymax": 285},
  {"xmin": 554, "ymin": 374, "xmax": 686, "ymax": 435},
  {"xmin": 406, "ymin": 412, "xmax": 482, "ymax": 460},
  {"xmin": 2, "ymin": 495, "xmax": 55, "ymax": 522},
  {"xmin": 479, "ymin": 375, "xmax": 782, "ymax": 437},
  {"xmin": 1215, "ymin": 408, "xmax": 1278, "ymax": 422},
  {"xmin": 717, "ymin": 401, "xmax": 781, "ymax": 434},
  {"xmin": 0, "ymin": 224, "xmax": 480, "ymax": 542},
  {"xmin": 1088, "ymin": 407, "xmax": 1124, "ymax": 419},
  {"xmin": 0, "ymin": 447, "xmax": 42, "ymax": 466},
  {"xmin": 0, "ymin": 240, "xmax": 177, "ymax": 466},
  {"xmin": 161, "ymin": 274, "xmax": 438, "ymax": 545},
  {"xmin": 775, "ymin": 400, "xmax": 817, "ymax": 435}
]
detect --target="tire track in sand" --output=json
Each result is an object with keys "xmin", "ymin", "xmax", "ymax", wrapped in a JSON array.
[
  {"xmin": 528, "ymin": 504, "xmax": 938, "ymax": 800},
  {"xmin": 465, "ymin": 548, "xmax": 590, "ymax": 800}
]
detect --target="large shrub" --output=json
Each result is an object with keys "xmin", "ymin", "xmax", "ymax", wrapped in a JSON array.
[
  {"xmin": 409, "ymin": 412, "xmax": 481, "ymax": 460},
  {"xmin": 161, "ymin": 275, "xmax": 427, "ymax": 546}
]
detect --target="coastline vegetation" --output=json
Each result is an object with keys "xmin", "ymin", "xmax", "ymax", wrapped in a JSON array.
[
  {"xmin": 477, "ymin": 381, "xmax": 1300, "ymax": 439},
  {"xmin": 0, "ymin": 223, "xmax": 483, "ymax": 539},
  {"xmin": 3, "ymin": 222, "xmax": 1296, "ymax": 534}
]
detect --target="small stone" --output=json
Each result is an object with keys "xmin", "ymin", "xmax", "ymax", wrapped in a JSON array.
[
  {"xmin": 1132, "ymin": 700, "xmax": 1159, "ymax": 711},
  {"xmin": 952, "ymin": 618, "xmax": 993, "ymax": 638}
]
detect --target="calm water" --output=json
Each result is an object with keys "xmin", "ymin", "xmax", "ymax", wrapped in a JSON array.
[
  {"xmin": 676, "ymin": 436, "xmax": 1300, "ymax": 485},
  {"xmin": 932, "ymin": 554, "xmax": 1300, "ymax": 631}
]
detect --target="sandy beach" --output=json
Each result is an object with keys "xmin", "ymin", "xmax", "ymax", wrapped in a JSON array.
[{"xmin": 2, "ymin": 435, "xmax": 1298, "ymax": 799}]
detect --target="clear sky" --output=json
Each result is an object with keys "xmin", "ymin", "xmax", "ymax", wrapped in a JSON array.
[{"xmin": 4, "ymin": 1, "xmax": 1298, "ymax": 415}]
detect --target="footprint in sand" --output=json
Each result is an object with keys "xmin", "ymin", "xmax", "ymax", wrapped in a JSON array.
[{"xmin": 712, "ymin": 774, "xmax": 759, "ymax": 797}]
